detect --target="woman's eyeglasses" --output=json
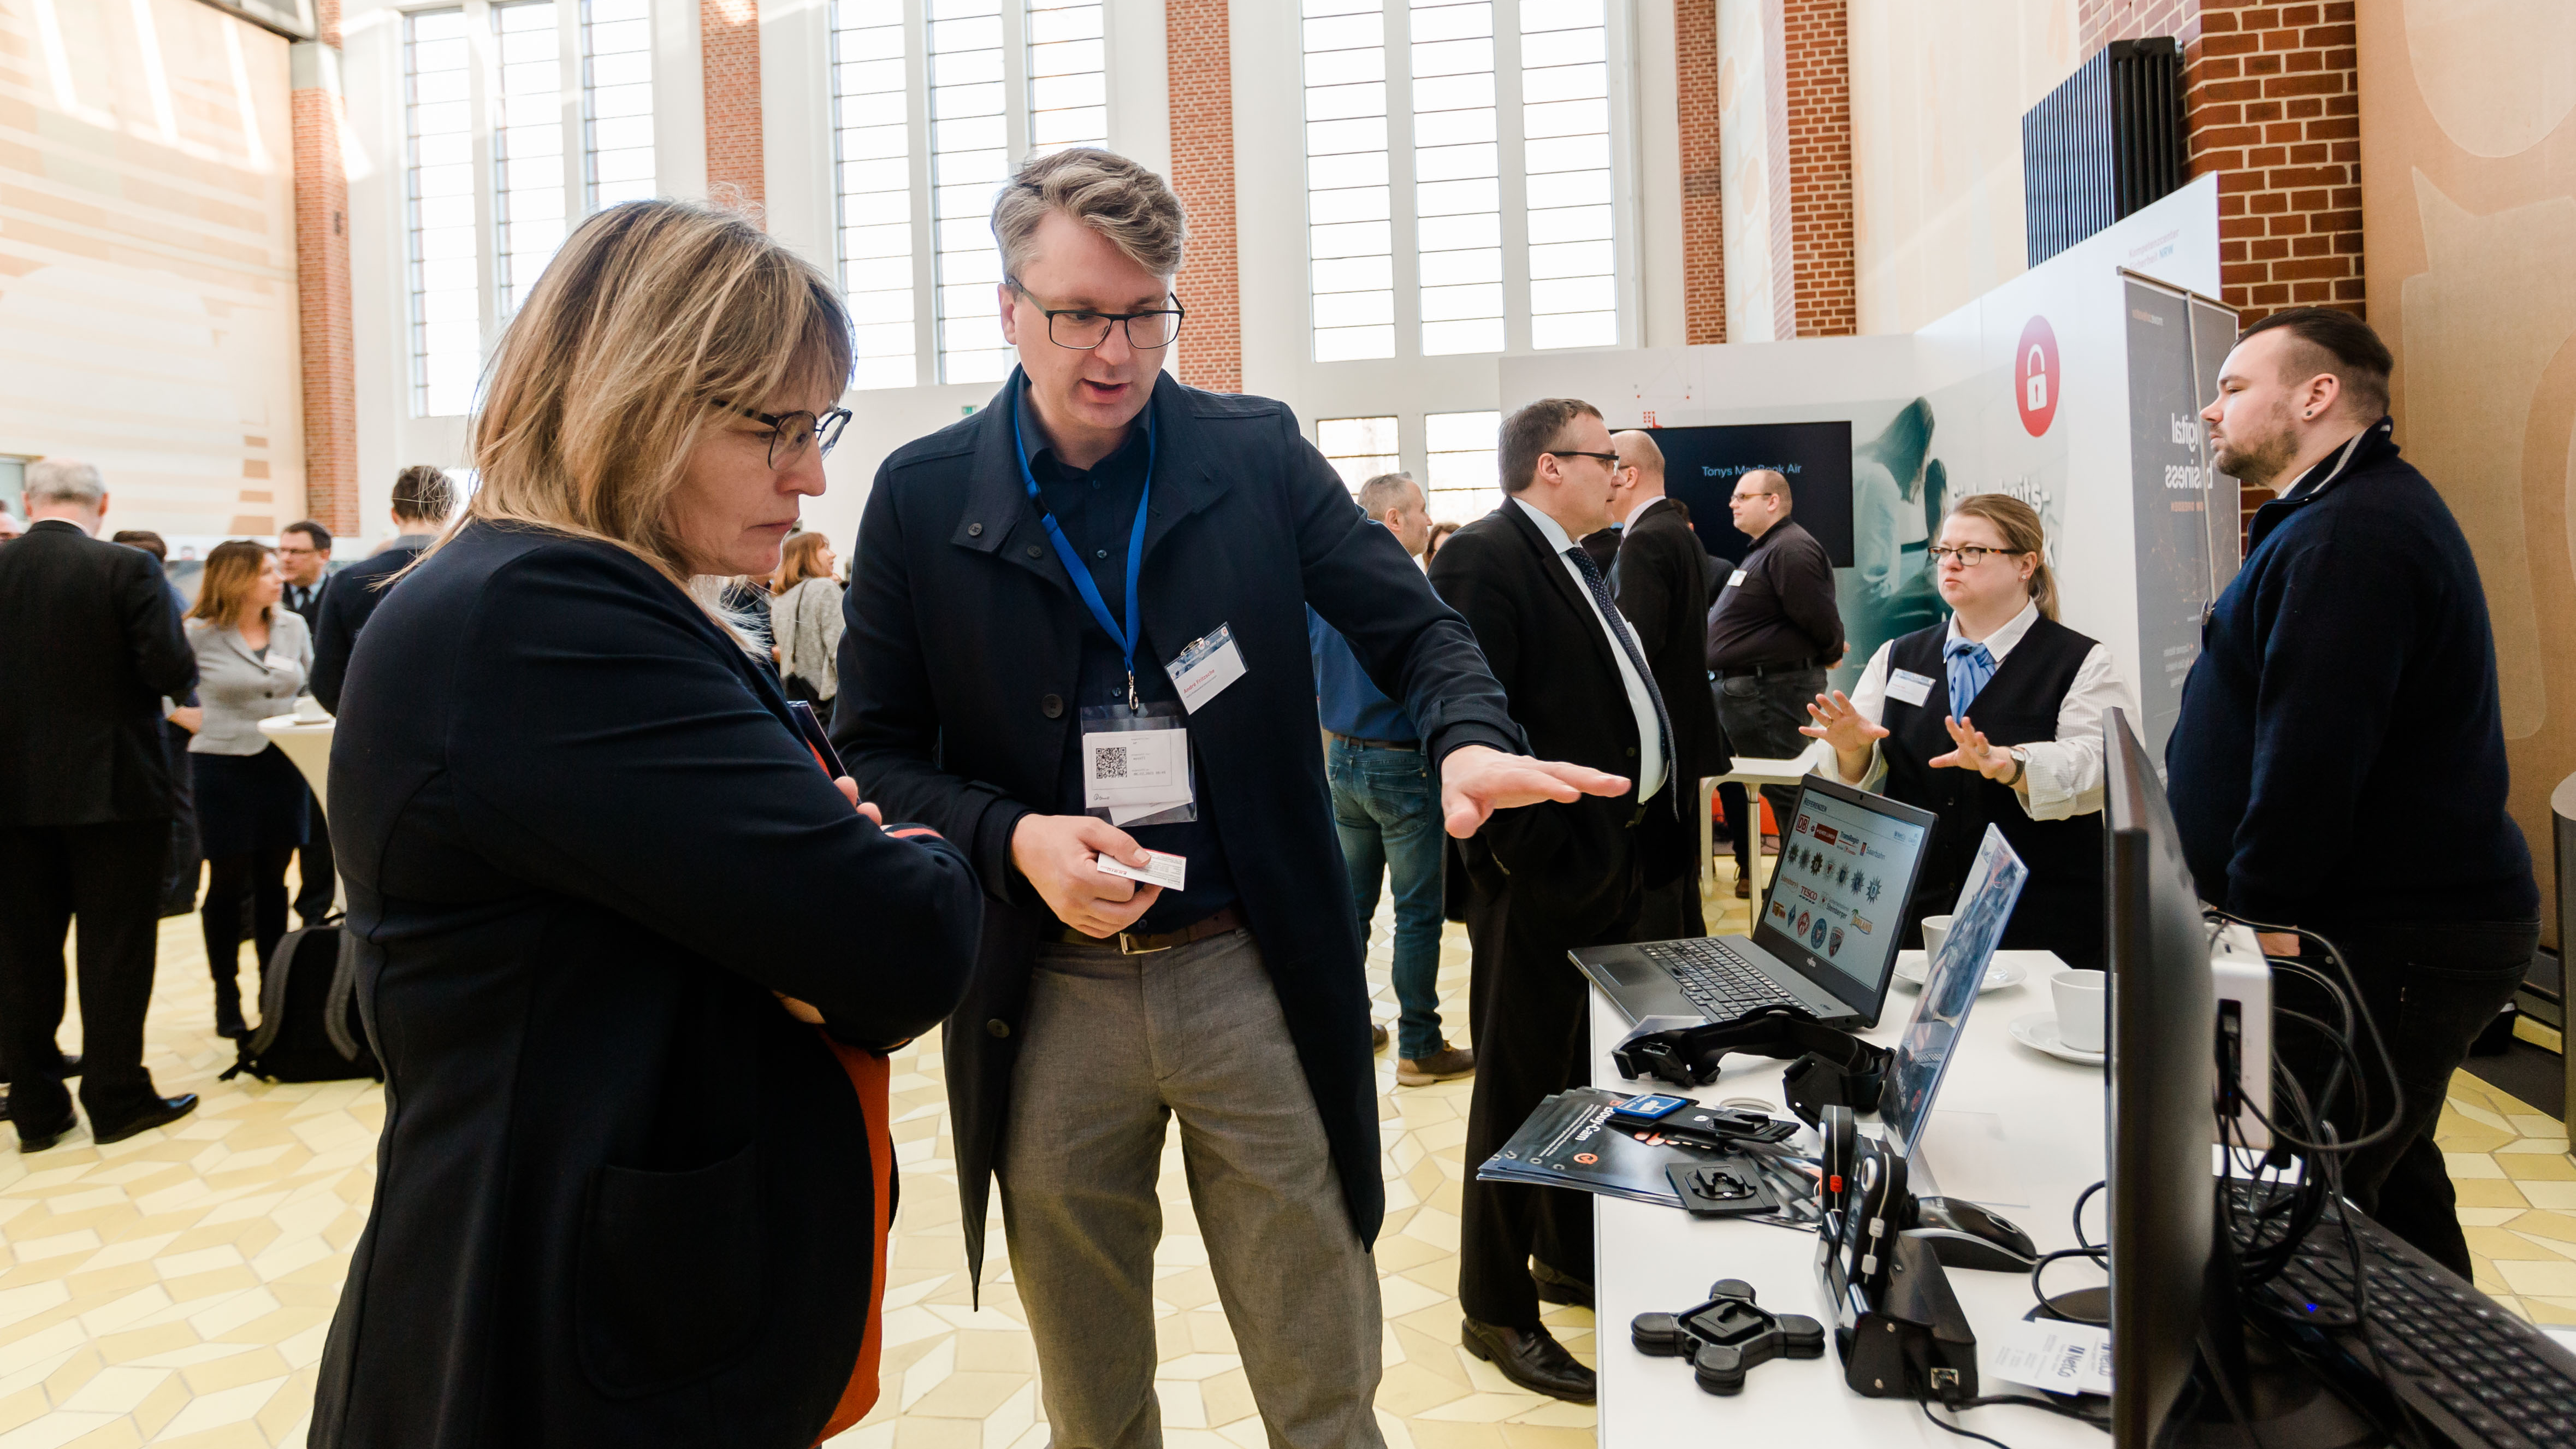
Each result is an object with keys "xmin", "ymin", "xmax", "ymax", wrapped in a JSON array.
[
  {"xmin": 1927, "ymin": 545, "xmax": 2029, "ymax": 567},
  {"xmin": 724, "ymin": 404, "xmax": 854, "ymax": 469}
]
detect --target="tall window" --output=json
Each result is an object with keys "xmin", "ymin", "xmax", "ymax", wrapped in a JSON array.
[
  {"xmin": 1520, "ymin": 0, "xmax": 1613, "ymax": 348},
  {"xmin": 928, "ymin": 0, "xmax": 1014, "ymax": 382},
  {"xmin": 406, "ymin": 8, "xmax": 479, "ymax": 416},
  {"xmin": 1410, "ymin": 0, "xmax": 1500, "ymax": 355},
  {"xmin": 1424, "ymin": 409, "xmax": 1500, "ymax": 521},
  {"xmin": 1318, "ymin": 416, "xmax": 1400, "ymax": 493},
  {"xmin": 582, "ymin": 0, "xmax": 658, "ymax": 208},
  {"xmin": 1302, "ymin": 0, "xmax": 1394, "ymax": 362},
  {"xmin": 833, "ymin": 0, "xmax": 919, "ymax": 389},
  {"xmin": 491, "ymin": 2, "xmax": 566, "ymax": 316},
  {"xmin": 1026, "ymin": 0, "xmax": 1106, "ymax": 153}
]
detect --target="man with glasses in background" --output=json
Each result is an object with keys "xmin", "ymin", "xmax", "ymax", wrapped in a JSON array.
[
  {"xmin": 836, "ymin": 149, "xmax": 1622, "ymax": 1449},
  {"xmin": 311, "ymin": 466, "xmax": 453, "ymax": 714},
  {"xmin": 1703, "ymin": 469, "xmax": 1844, "ymax": 897},
  {"xmin": 275, "ymin": 521, "xmax": 335, "ymax": 923}
]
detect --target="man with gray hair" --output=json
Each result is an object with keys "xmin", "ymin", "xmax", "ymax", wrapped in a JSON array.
[
  {"xmin": 838, "ymin": 146, "xmax": 1623, "ymax": 1447},
  {"xmin": 0, "ymin": 459, "xmax": 202, "ymax": 1150},
  {"xmin": 1309, "ymin": 471, "xmax": 1477, "ymax": 1087}
]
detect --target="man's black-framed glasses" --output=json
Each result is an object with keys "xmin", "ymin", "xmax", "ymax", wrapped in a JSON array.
[
  {"xmin": 1545, "ymin": 448, "xmax": 1621, "ymax": 468},
  {"xmin": 727, "ymin": 404, "xmax": 852, "ymax": 469},
  {"xmin": 1011, "ymin": 282, "xmax": 1187, "ymax": 350}
]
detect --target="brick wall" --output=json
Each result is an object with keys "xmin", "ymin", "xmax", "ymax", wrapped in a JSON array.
[
  {"xmin": 702, "ymin": 0, "xmax": 765, "ymax": 214},
  {"xmin": 293, "ymin": 0, "xmax": 356, "ymax": 535},
  {"xmin": 1677, "ymin": 0, "xmax": 1723, "ymax": 344},
  {"xmin": 1165, "ymin": 0, "xmax": 1240, "ymax": 392},
  {"xmin": 1780, "ymin": 0, "xmax": 1854, "ymax": 337}
]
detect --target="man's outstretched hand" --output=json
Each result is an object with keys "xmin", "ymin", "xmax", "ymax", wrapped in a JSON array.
[{"xmin": 1439, "ymin": 743, "xmax": 1630, "ymax": 838}]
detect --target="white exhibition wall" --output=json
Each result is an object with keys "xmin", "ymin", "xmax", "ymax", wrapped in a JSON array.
[{"xmin": 1498, "ymin": 174, "xmax": 2226, "ymax": 762}]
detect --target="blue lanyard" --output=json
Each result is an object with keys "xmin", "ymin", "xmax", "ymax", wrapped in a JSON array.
[{"xmin": 1012, "ymin": 391, "xmax": 1157, "ymax": 706}]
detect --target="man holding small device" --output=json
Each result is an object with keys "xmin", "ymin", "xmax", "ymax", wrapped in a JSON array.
[{"xmin": 837, "ymin": 149, "xmax": 1622, "ymax": 1449}]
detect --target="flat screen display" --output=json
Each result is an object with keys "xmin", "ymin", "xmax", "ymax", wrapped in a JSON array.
[
  {"xmin": 1878, "ymin": 827, "xmax": 2029, "ymax": 1156},
  {"xmin": 1755, "ymin": 787, "xmax": 1929, "ymax": 999},
  {"xmin": 1651, "ymin": 422, "xmax": 1857, "ymax": 567}
]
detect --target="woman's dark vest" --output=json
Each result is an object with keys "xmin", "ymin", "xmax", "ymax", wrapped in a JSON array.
[{"xmin": 1880, "ymin": 615, "xmax": 2105, "ymax": 969}]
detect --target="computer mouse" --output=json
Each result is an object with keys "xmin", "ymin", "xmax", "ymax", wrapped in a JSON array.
[{"xmin": 1908, "ymin": 1197, "xmax": 2039, "ymax": 1271}]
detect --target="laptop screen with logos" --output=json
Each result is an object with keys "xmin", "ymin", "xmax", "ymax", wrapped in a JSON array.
[{"xmin": 1751, "ymin": 777, "xmax": 1935, "ymax": 1013}]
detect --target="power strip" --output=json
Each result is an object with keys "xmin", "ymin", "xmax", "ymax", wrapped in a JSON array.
[{"xmin": 2210, "ymin": 921, "xmax": 2273, "ymax": 1151}]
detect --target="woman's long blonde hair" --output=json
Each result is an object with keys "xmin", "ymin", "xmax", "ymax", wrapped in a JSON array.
[
  {"xmin": 188, "ymin": 540, "xmax": 274, "ymax": 630},
  {"xmin": 1947, "ymin": 493, "xmax": 2058, "ymax": 620},
  {"xmin": 772, "ymin": 530, "xmax": 836, "ymax": 594},
  {"xmin": 452, "ymin": 200, "xmax": 852, "ymax": 598}
]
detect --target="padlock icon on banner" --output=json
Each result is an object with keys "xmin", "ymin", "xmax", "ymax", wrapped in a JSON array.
[{"xmin": 2024, "ymin": 346, "xmax": 2049, "ymax": 412}]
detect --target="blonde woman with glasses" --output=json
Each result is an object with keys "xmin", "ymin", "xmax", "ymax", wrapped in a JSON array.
[{"xmin": 306, "ymin": 200, "xmax": 982, "ymax": 1449}]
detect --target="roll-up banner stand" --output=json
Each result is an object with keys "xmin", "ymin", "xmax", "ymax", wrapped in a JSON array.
[{"xmin": 1502, "ymin": 174, "xmax": 2225, "ymax": 769}]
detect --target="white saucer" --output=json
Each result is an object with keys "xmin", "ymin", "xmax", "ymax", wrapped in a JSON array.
[
  {"xmin": 1891, "ymin": 955, "xmax": 2027, "ymax": 993},
  {"xmin": 2008, "ymin": 1011, "xmax": 2106, "ymax": 1065}
]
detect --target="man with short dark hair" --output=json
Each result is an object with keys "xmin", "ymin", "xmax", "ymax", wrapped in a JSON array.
[
  {"xmin": 2170, "ymin": 306, "xmax": 2538, "ymax": 1279},
  {"xmin": 1704, "ymin": 468, "xmax": 1842, "ymax": 896},
  {"xmin": 0, "ymin": 460, "xmax": 202, "ymax": 1150},
  {"xmin": 1310, "ymin": 471, "xmax": 1476, "ymax": 1087},
  {"xmin": 1430, "ymin": 398, "xmax": 1680, "ymax": 1401},
  {"xmin": 311, "ymin": 468, "xmax": 455, "ymax": 713},
  {"xmin": 275, "ymin": 519, "xmax": 337, "ymax": 921}
]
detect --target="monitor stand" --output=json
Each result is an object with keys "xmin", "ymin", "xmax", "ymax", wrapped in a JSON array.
[{"xmin": 2033, "ymin": 1289, "xmax": 2383, "ymax": 1448}]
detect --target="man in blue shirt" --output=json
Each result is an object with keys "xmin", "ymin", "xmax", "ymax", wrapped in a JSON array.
[{"xmin": 1310, "ymin": 471, "xmax": 1477, "ymax": 1088}]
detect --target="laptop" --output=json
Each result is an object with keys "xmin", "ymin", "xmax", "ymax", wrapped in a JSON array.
[
  {"xmin": 1877, "ymin": 825, "xmax": 2029, "ymax": 1156},
  {"xmin": 1573, "ymin": 772, "xmax": 1939, "ymax": 1031}
]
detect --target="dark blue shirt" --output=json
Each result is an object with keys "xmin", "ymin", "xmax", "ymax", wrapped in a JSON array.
[
  {"xmin": 1016, "ymin": 377, "xmax": 1238, "ymax": 932},
  {"xmin": 1307, "ymin": 606, "xmax": 1419, "ymax": 743}
]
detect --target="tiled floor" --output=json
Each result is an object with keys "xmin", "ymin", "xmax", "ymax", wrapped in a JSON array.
[{"xmin": 1, "ymin": 861, "xmax": 2569, "ymax": 1446}]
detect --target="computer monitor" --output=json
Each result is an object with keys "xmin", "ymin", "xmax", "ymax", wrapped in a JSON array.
[
  {"xmin": 1752, "ymin": 774, "xmax": 1938, "ymax": 1020},
  {"xmin": 1878, "ymin": 824, "xmax": 2028, "ymax": 1157},
  {"xmin": 2103, "ymin": 708, "xmax": 2222, "ymax": 1446}
]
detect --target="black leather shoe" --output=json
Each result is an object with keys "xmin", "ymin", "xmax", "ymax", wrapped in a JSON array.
[
  {"xmin": 58, "ymin": 1053, "xmax": 82, "ymax": 1079},
  {"xmin": 1531, "ymin": 1259, "xmax": 1595, "ymax": 1309},
  {"xmin": 91, "ymin": 1095, "xmax": 198, "ymax": 1146},
  {"xmin": 1462, "ymin": 1317, "xmax": 1595, "ymax": 1402},
  {"xmin": 16, "ymin": 1109, "xmax": 79, "ymax": 1152}
]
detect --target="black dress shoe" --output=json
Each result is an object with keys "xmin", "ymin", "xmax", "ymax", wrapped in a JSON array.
[
  {"xmin": 1531, "ymin": 1259, "xmax": 1595, "ymax": 1309},
  {"xmin": 1462, "ymin": 1317, "xmax": 1595, "ymax": 1402},
  {"xmin": 90, "ymin": 1095, "xmax": 198, "ymax": 1146},
  {"xmin": 16, "ymin": 1109, "xmax": 79, "ymax": 1152}
]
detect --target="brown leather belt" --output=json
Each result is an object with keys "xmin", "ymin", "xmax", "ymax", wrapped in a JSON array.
[{"xmin": 1048, "ymin": 903, "xmax": 1248, "ymax": 956}]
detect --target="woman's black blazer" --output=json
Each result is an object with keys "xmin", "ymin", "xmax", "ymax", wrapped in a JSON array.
[{"xmin": 309, "ymin": 522, "xmax": 980, "ymax": 1449}]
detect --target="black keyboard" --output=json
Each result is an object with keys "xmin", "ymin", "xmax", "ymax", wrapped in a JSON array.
[
  {"xmin": 1635, "ymin": 938, "xmax": 1801, "ymax": 1020},
  {"xmin": 2227, "ymin": 1182, "xmax": 2576, "ymax": 1448}
]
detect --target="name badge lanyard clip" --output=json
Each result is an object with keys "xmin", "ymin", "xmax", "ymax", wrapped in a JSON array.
[{"xmin": 1014, "ymin": 399, "xmax": 1157, "ymax": 709}]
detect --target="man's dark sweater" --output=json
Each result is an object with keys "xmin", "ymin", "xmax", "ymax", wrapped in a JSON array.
[
  {"xmin": 2165, "ymin": 419, "xmax": 2536, "ymax": 927},
  {"xmin": 1703, "ymin": 518, "xmax": 1841, "ymax": 670}
]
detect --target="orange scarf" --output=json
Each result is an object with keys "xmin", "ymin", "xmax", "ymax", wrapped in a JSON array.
[{"xmin": 813, "ymin": 1034, "xmax": 895, "ymax": 1442}]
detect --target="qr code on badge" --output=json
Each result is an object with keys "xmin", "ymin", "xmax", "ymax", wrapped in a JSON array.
[{"xmin": 1096, "ymin": 746, "xmax": 1129, "ymax": 779}]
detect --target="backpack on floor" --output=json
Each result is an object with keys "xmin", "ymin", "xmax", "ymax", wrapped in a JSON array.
[{"xmin": 222, "ymin": 914, "xmax": 382, "ymax": 1084}]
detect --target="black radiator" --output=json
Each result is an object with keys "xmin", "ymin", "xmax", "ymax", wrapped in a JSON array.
[{"xmin": 2022, "ymin": 38, "xmax": 2187, "ymax": 267}]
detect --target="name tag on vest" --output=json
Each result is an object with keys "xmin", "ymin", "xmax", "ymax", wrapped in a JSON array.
[{"xmin": 1885, "ymin": 669, "xmax": 1936, "ymax": 707}]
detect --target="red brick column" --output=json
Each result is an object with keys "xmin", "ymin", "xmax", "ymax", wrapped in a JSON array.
[
  {"xmin": 1678, "ymin": 0, "xmax": 1724, "ymax": 344},
  {"xmin": 1165, "ymin": 0, "xmax": 1240, "ymax": 393},
  {"xmin": 293, "ymin": 0, "xmax": 357, "ymax": 536},
  {"xmin": 703, "ymin": 0, "xmax": 765, "ymax": 213},
  {"xmin": 1780, "ymin": 0, "xmax": 1853, "ymax": 337}
]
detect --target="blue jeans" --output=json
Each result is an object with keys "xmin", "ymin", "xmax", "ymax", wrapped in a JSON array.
[{"xmin": 1327, "ymin": 736, "xmax": 1446, "ymax": 1060}]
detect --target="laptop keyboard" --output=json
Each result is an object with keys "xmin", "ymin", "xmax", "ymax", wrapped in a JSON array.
[{"xmin": 1635, "ymin": 939, "xmax": 1802, "ymax": 1020}]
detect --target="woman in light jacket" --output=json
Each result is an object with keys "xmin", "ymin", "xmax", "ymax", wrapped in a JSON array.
[
  {"xmin": 769, "ymin": 529, "xmax": 845, "ymax": 719},
  {"xmin": 183, "ymin": 540, "xmax": 312, "ymax": 1036}
]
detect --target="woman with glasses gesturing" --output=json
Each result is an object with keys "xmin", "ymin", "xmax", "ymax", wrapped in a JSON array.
[
  {"xmin": 1794, "ymin": 493, "xmax": 2128, "ymax": 969},
  {"xmin": 307, "ymin": 200, "xmax": 981, "ymax": 1448}
]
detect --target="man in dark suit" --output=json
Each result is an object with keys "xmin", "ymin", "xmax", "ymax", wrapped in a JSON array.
[
  {"xmin": 311, "ymin": 466, "xmax": 453, "ymax": 714},
  {"xmin": 0, "ymin": 460, "xmax": 201, "ymax": 1150},
  {"xmin": 1608, "ymin": 429, "xmax": 1730, "ymax": 938},
  {"xmin": 277, "ymin": 520, "xmax": 336, "ymax": 922},
  {"xmin": 1429, "ymin": 398, "xmax": 1680, "ymax": 1401},
  {"xmin": 836, "ymin": 150, "xmax": 1618, "ymax": 1448}
]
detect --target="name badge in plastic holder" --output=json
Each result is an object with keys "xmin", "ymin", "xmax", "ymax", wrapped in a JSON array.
[
  {"xmin": 1165, "ymin": 624, "xmax": 1247, "ymax": 714},
  {"xmin": 1081, "ymin": 701, "xmax": 1198, "ymax": 827}
]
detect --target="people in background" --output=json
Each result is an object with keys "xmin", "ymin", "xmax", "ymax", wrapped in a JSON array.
[
  {"xmin": 111, "ymin": 530, "xmax": 208, "ymax": 919},
  {"xmin": 835, "ymin": 148, "xmax": 1610, "ymax": 1449},
  {"xmin": 184, "ymin": 540, "xmax": 313, "ymax": 1039},
  {"xmin": 309, "ymin": 200, "xmax": 980, "ymax": 1448},
  {"xmin": 310, "ymin": 465, "xmax": 453, "ymax": 714},
  {"xmin": 0, "ymin": 459, "xmax": 201, "ymax": 1151},
  {"xmin": 1798, "ymin": 493, "xmax": 2124, "ymax": 969},
  {"xmin": 1310, "ymin": 470, "xmax": 1477, "ymax": 1086},
  {"xmin": 2167, "ymin": 307, "xmax": 2538, "ymax": 1280},
  {"xmin": 276, "ymin": 520, "xmax": 336, "ymax": 924},
  {"xmin": 0, "ymin": 508, "xmax": 21, "ymax": 546},
  {"xmin": 1430, "ymin": 398, "xmax": 1669, "ymax": 1404},
  {"xmin": 1607, "ymin": 430, "xmax": 1731, "ymax": 939},
  {"xmin": 769, "ymin": 529, "xmax": 846, "ymax": 719},
  {"xmin": 1426, "ymin": 519, "xmax": 1460, "ymax": 559},
  {"xmin": 1704, "ymin": 469, "xmax": 1844, "ymax": 898}
]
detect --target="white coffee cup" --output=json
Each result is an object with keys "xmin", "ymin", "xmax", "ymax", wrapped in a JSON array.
[
  {"xmin": 293, "ymin": 694, "xmax": 333, "ymax": 724},
  {"xmin": 1919, "ymin": 914, "xmax": 1953, "ymax": 966},
  {"xmin": 2051, "ymin": 969, "xmax": 2107, "ymax": 1054}
]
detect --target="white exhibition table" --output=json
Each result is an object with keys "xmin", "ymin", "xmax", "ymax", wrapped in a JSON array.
[
  {"xmin": 258, "ymin": 713, "xmax": 340, "ymax": 912},
  {"xmin": 1700, "ymin": 758, "xmax": 1811, "ymax": 896},
  {"xmin": 1591, "ymin": 949, "xmax": 2107, "ymax": 1445}
]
